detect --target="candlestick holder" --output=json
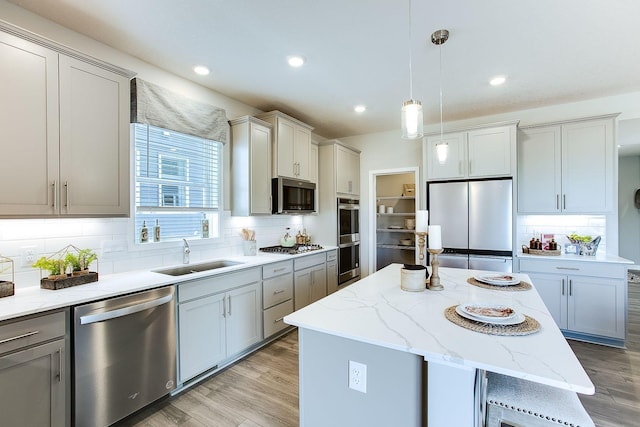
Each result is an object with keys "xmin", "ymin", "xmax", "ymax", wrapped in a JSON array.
[
  {"xmin": 427, "ymin": 248, "xmax": 444, "ymax": 290},
  {"xmin": 415, "ymin": 231, "xmax": 428, "ymax": 266}
]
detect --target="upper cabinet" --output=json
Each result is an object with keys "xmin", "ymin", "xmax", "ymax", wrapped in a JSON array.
[
  {"xmin": 424, "ymin": 123, "xmax": 517, "ymax": 181},
  {"xmin": 230, "ymin": 116, "xmax": 273, "ymax": 216},
  {"xmin": 0, "ymin": 27, "xmax": 133, "ymax": 218},
  {"xmin": 517, "ymin": 115, "xmax": 616, "ymax": 214},
  {"xmin": 335, "ymin": 144, "xmax": 360, "ymax": 196},
  {"xmin": 256, "ymin": 110, "xmax": 314, "ymax": 181}
]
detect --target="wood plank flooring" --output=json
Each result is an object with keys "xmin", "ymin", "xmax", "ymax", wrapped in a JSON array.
[{"xmin": 119, "ymin": 282, "xmax": 640, "ymax": 427}]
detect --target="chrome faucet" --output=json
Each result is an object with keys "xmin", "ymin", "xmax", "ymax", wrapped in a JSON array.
[{"xmin": 182, "ymin": 239, "xmax": 190, "ymax": 264}]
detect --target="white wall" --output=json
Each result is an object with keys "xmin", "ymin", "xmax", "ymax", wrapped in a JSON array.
[
  {"xmin": 0, "ymin": 2, "xmax": 306, "ymax": 289},
  {"xmin": 618, "ymin": 156, "xmax": 640, "ymax": 265}
]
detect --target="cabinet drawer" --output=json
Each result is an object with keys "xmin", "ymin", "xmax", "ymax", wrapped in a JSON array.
[
  {"xmin": 263, "ymin": 300, "xmax": 294, "ymax": 338},
  {"xmin": 519, "ymin": 258, "xmax": 627, "ymax": 279},
  {"xmin": 262, "ymin": 260, "xmax": 293, "ymax": 280},
  {"xmin": 179, "ymin": 268, "xmax": 261, "ymax": 302},
  {"xmin": 326, "ymin": 250, "xmax": 337, "ymax": 262},
  {"xmin": 263, "ymin": 274, "xmax": 293, "ymax": 309},
  {"xmin": 294, "ymin": 252, "xmax": 326, "ymax": 271},
  {"xmin": 0, "ymin": 310, "xmax": 66, "ymax": 355}
]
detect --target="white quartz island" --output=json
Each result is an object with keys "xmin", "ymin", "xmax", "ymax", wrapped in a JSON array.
[{"xmin": 284, "ymin": 264, "xmax": 594, "ymax": 426}]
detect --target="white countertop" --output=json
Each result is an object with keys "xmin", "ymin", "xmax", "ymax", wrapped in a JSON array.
[
  {"xmin": 285, "ymin": 263, "xmax": 594, "ymax": 395},
  {"xmin": 0, "ymin": 248, "xmax": 336, "ymax": 322},
  {"xmin": 517, "ymin": 251, "xmax": 633, "ymax": 264}
]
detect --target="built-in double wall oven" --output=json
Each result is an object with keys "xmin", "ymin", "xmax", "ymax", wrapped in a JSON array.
[{"xmin": 337, "ymin": 198, "xmax": 360, "ymax": 285}]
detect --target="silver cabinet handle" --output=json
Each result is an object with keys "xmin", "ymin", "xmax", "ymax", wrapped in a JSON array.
[
  {"xmin": 273, "ymin": 267, "xmax": 287, "ymax": 273},
  {"xmin": 569, "ymin": 279, "xmax": 573, "ymax": 296},
  {"xmin": 273, "ymin": 289, "xmax": 285, "ymax": 295},
  {"xmin": 0, "ymin": 330, "xmax": 39, "ymax": 345},
  {"xmin": 57, "ymin": 347, "xmax": 63, "ymax": 383},
  {"xmin": 228, "ymin": 294, "xmax": 232, "ymax": 316},
  {"xmin": 274, "ymin": 317, "xmax": 284, "ymax": 324},
  {"xmin": 563, "ymin": 194, "xmax": 566, "ymax": 210},
  {"xmin": 51, "ymin": 181, "xmax": 57, "ymax": 209},
  {"xmin": 556, "ymin": 194, "xmax": 559, "ymax": 210},
  {"xmin": 556, "ymin": 266, "xmax": 579, "ymax": 271},
  {"xmin": 222, "ymin": 295, "xmax": 226, "ymax": 318},
  {"xmin": 80, "ymin": 293, "xmax": 173, "ymax": 324},
  {"xmin": 561, "ymin": 279, "xmax": 565, "ymax": 296},
  {"xmin": 64, "ymin": 181, "xmax": 69, "ymax": 208},
  {"xmin": 469, "ymin": 159, "xmax": 472, "ymax": 175}
]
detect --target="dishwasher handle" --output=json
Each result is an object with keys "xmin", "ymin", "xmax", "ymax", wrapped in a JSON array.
[{"xmin": 80, "ymin": 293, "xmax": 174, "ymax": 325}]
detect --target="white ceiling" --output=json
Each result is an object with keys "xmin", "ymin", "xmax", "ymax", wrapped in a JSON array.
[{"xmin": 6, "ymin": 0, "xmax": 640, "ymax": 149}]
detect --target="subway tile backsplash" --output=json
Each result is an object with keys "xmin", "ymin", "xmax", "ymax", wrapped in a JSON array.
[
  {"xmin": 0, "ymin": 213, "xmax": 304, "ymax": 289},
  {"xmin": 517, "ymin": 214, "xmax": 606, "ymax": 253}
]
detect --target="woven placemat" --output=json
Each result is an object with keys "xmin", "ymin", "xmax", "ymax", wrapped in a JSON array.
[
  {"xmin": 444, "ymin": 305, "xmax": 541, "ymax": 336},
  {"xmin": 467, "ymin": 277, "xmax": 532, "ymax": 291}
]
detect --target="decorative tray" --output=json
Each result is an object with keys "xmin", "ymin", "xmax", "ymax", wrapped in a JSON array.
[{"xmin": 521, "ymin": 247, "xmax": 561, "ymax": 256}]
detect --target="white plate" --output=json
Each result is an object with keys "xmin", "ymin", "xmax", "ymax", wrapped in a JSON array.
[
  {"xmin": 459, "ymin": 302, "xmax": 517, "ymax": 321},
  {"xmin": 456, "ymin": 305, "xmax": 525, "ymax": 325},
  {"xmin": 474, "ymin": 274, "xmax": 520, "ymax": 286}
]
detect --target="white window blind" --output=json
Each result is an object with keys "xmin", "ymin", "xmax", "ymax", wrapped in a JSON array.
[{"xmin": 133, "ymin": 123, "xmax": 222, "ymax": 242}]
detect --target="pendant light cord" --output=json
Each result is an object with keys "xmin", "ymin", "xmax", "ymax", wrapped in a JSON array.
[
  {"xmin": 439, "ymin": 42, "xmax": 443, "ymax": 139},
  {"xmin": 408, "ymin": 0, "xmax": 413, "ymax": 100}
]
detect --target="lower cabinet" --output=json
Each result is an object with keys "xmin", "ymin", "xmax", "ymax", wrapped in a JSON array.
[
  {"xmin": 178, "ymin": 268, "xmax": 262, "ymax": 383},
  {"xmin": 520, "ymin": 258, "xmax": 627, "ymax": 345},
  {"xmin": 0, "ymin": 310, "xmax": 67, "ymax": 427},
  {"xmin": 263, "ymin": 261, "xmax": 294, "ymax": 338},
  {"xmin": 294, "ymin": 253, "xmax": 328, "ymax": 311},
  {"xmin": 326, "ymin": 250, "xmax": 338, "ymax": 294}
]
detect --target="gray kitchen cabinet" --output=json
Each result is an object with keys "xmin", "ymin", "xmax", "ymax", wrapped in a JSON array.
[
  {"xmin": 230, "ymin": 116, "xmax": 273, "ymax": 215},
  {"xmin": 177, "ymin": 268, "xmax": 262, "ymax": 383},
  {"xmin": 519, "ymin": 257, "xmax": 627, "ymax": 346},
  {"xmin": 424, "ymin": 123, "xmax": 516, "ymax": 181},
  {"xmin": 336, "ymin": 144, "xmax": 360, "ymax": 196},
  {"xmin": 0, "ymin": 26, "xmax": 132, "ymax": 218},
  {"xmin": 257, "ymin": 110, "xmax": 314, "ymax": 181},
  {"xmin": 0, "ymin": 310, "xmax": 68, "ymax": 427},
  {"xmin": 262, "ymin": 261, "xmax": 294, "ymax": 337},
  {"xmin": 517, "ymin": 115, "xmax": 616, "ymax": 214},
  {"xmin": 294, "ymin": 253, "xmax": 327, "ymax": 310},
  {"xmin": 326, "ymin": 250, "xmax": 338, "ymax": 294}
]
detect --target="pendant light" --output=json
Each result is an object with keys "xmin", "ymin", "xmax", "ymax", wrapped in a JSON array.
[
  {"xmin": 431, "ymin": 29, "xmax": 449, "ymax": 163},
  {"xmin": 401, "ymin": 0, "xmax": 423, "ymax": 140}
]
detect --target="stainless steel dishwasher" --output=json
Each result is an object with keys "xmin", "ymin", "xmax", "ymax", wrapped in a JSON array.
[{"xmin": 73, "ymin": 286, "xmax": 176, "ymax": 427}]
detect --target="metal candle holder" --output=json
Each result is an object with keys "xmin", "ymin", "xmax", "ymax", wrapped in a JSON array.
[{"xmin": 427, "ymin": 248, "xmax": 444, "ymax": 290}]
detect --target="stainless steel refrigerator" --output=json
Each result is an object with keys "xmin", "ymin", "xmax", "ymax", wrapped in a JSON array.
[{"xmin": 427, "ymin": 178, "xmax": 513, "ymax": 272}]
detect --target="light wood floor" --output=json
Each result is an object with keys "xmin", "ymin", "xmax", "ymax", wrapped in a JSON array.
[{"xmin": 119, "ymin": 283, "xmax": 640, "ymax": 427}]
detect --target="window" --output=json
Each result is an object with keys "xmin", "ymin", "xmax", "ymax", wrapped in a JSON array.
[{"xmin": 133, "ymin": 123, "xmax": 223, "ymax": 243}]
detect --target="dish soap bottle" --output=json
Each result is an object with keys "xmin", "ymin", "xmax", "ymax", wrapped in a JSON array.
[
  {"xmin": 140, "ymin": 221, "xmax": 149, "ymax": 243},
  {"xmin": 153, "ymin": 219, "xmax": 160, "ymax": 242}
]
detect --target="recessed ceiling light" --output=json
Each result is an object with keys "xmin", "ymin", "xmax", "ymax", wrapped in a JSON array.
[
  {"xmin": 193, "ymin": 65, "xmax": 210, "ymax": 76},
  {"xmin": 287, "ymin": 55, "xmax": 305, "ymax": 68},
  {"xmin": 490, "ymin": 76, "xmax": 506, "ymax": 86},
  {"xmin": 354, "ymin": 105, "xmax": 366, "ymax": 113}
]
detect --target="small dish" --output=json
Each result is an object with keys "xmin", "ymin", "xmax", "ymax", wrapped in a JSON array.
[
  {"xmin": 459, "ymin": 303, "xmax": 517, "ymax": 321},
  {"xmin": 456, "ymin": 304, "xmax": 525, "ymax": 325},
  {"xmin": 474, "ymin": 274, "xmax": 520, "ymax": 286},
  {"xmin": 399, "ymin": 238, "xmax": 413, "ymax": 246}
]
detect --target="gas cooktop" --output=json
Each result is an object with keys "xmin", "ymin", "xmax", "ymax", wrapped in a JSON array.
[{"xmin": 259, "ymin": 244, "xmax": 324, "ymax": 255}]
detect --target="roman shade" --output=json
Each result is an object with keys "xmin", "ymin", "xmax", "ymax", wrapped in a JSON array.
[{"xmin": 130, "ymin": 78, "xmax": 229, "ymax": 143}]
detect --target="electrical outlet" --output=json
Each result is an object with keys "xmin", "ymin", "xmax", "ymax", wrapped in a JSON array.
[
  {"xmin": 21, "ymin": 246, "xmax": 38, "ymax": 267},
  {"xmin": 348, "ymin": 360, "xmax": 367, "ymax": 393}
]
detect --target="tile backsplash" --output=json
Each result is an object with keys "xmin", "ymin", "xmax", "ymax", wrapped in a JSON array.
[
  {"xmin": 0, "ymin": 213, "xmax": 304, "ymax": 289},
  {"xmin": 517, "ymin": 215, "xmax": 606, "ymax": 253}
]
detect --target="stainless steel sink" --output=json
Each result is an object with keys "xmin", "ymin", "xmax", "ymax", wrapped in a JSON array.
[{"xmin": 153, "ymin": 260, "xmax": 243, "ymax": 276}]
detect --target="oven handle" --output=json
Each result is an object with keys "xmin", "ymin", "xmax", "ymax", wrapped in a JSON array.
[
  {"xmin": 79, "ymin": 293, "xmax": 174, "ymax": 325},
  {"xmin": 338, "ymin": 203, "xmax": 360, "ymax": 210}
]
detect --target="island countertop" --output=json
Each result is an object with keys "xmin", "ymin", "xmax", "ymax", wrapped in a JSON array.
[{"xmin": 284, "ymin": 263, "xmax": 594, "ymax": 395}]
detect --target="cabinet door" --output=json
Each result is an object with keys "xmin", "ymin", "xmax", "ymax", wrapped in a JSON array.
[
  {"xmin": 294, "ymin": 126, "xmax": 311, "ymax": 180},
  {"xmin": 59, "ymin": 56, "xmax": 130, "ymax": 216},
  {"xmin": 178, "ymin": 293, "xmax": 226, "ymax": 382},
  {"xmin": 294, "ymin": 269, "xmax": 312, "ymax": 311},
  {"xmin": 275, "ymin": 119, "xmax": 296, "ymax": 178},
  {"xmin": 567, "ymin": 276, "xmax": 625, "ymax": 339},
  {"xmin": 467, "ymin": 126, "xmax": 512, "ymax": 177},
  {"xmin": 336, "ymin": 146, "xmax": 360, "ymax": 195},
  {"xmin": 309, "ymin": 144, "xmax": 318, "ymax": 184},
  {"xmin": 528, "ymin": 272, "xmax": 567, "ymax": 329},
  {"xmin": 0, "ymin": 339, "xmax": 66, "ymax": 427},
  {"xmin": 309, "ymin": 264, "xmax": 327, "ymax": 304},
  {"xmin": 0, "ymin": 32, "xmax": 59, "ymax": 216},
  {"xmin": 326, "ymin": 260, "xmax": 338, "ymax": 294},
  {"xmin": 561, "ymin": 119, "xmax": 613, "ymax": 213},
  {"xmin": 226, "ymin": 283, "xmax": 262, "ymax": 357},
  {"xmin": 250, "ymin": 122, "xmax": 272, "ymax": 214},
  {"xmin": 517, "ymin": 126, "xmax": 562, "ymax": 213},
  {"xmin": 425, "ymin": 133, "xmax": 466, "ymax": 180}
]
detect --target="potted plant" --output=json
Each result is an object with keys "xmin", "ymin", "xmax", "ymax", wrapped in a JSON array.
[
  {"xmin": 66, "ymin": 249, "xmax": 97, "ymax": 275},
  {"xmin": 32, "ymin": 256, "xmax": 68, "ymax": 280}
]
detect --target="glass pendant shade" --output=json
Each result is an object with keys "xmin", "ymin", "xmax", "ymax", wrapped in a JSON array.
[
  {"xmin": 401, "ymin": 100, "xmax": 423, "ymax": 139},
  {"xmin": 436, "ymin": 142, "xmax": 449, "ymax": 164}
]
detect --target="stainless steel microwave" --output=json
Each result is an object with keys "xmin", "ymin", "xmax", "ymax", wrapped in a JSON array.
[{"xmin": 272, "ymin": 177, "xmax": 316, "ymax": 214}]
